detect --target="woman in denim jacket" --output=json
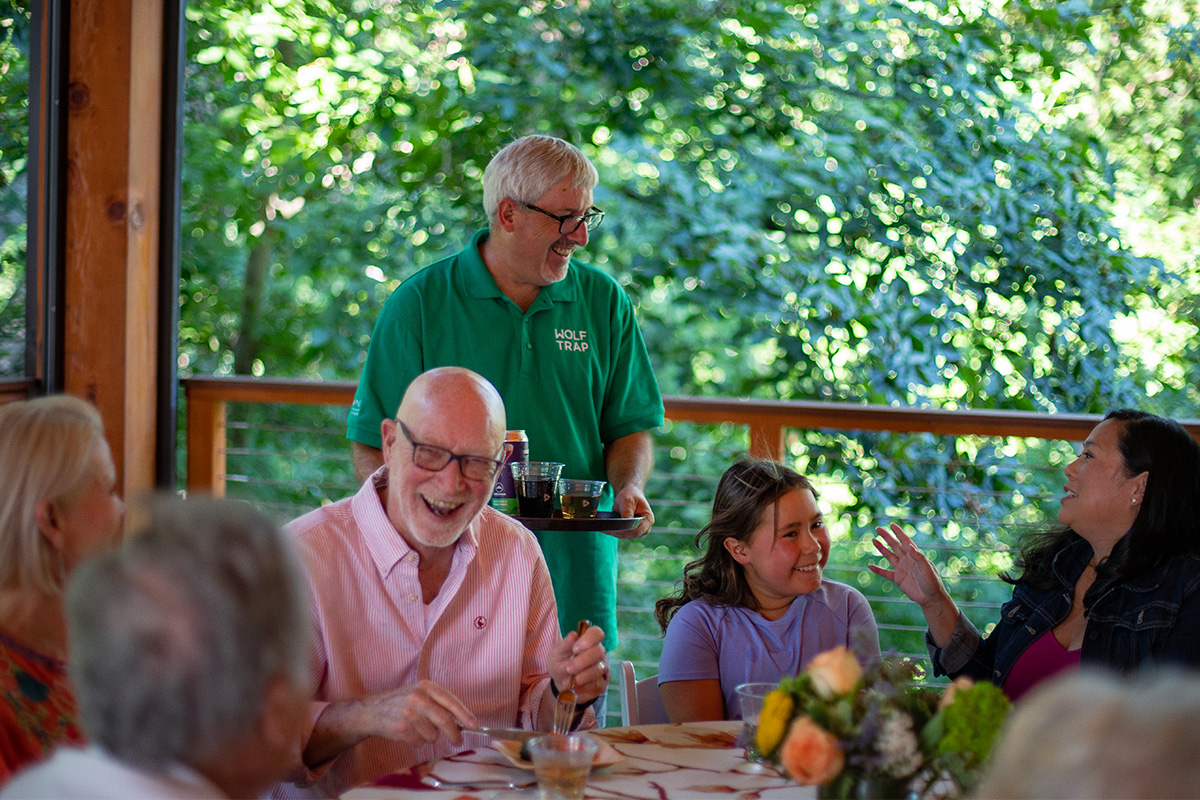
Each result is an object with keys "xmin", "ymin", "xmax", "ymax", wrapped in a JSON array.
[{"xmin": 871, "ymin": 409, "xmax": 1200, "ymax": 700}]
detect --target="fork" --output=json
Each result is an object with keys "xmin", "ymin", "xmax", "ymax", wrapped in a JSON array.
[{"xmin": 552, "ymin": 619, "xmax": 592, "ymax": 734}]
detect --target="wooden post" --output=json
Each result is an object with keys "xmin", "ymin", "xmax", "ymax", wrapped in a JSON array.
[
  {"xmin": 62, "ymin": 0, "xmax": 163, "ymax": 498},
  {"xmin": 184, "ymin": 385, "xmax": 226, "ymax": 497}
]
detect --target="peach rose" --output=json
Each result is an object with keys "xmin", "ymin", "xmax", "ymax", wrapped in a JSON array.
[
  {"xmin": 806, "ymin": 646, "xmax": 863, "ymax": 699},
  {"xmin": 779, "ymin": 716, "xmax": 845, "ymax": 786}
]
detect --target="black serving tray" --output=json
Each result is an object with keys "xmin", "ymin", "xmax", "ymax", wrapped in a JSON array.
[{"xmin": 513, "ymin": 511, "xmax": 643, "ymax": 532}]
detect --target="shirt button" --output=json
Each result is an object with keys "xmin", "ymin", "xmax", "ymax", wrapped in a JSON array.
[
  {"xmin": 527, "ymin": 343, "xmax": 532, "ymax": 349},
  {"xmin": 405, "ymin": 553, "xmax": 417, "ymax": 563},
  {"xmin": 408, "ymin": 594, "xmax": 419, "ymax": 602}
]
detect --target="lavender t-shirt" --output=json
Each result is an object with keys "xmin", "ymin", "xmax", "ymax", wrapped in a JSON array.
[{"xmin": 658, "ymin": 580, "xmax": 880, "ymax": 719}]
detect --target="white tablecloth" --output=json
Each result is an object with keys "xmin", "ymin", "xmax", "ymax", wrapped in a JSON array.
[{"xmin": 343, "ymin": 720, "xmax": 812, "ymax": 799}]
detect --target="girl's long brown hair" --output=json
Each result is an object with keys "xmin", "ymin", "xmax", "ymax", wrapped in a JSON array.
[{"xmin": 654, "ymin": 458, "xmax": 817, "ymax": 632}]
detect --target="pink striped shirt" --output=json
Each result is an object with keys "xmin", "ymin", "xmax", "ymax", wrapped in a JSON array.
[{"xmin": 276, "ymin": 469, "xmax": 565, "ymax": 798}]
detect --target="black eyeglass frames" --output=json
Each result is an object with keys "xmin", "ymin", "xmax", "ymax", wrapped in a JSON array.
[
  {"xmin": 521, "ymin": 202, "xmax": 604, "ymax": 235},
  {"xmin": 397, "ymin": 421, "xmax": 504, "ymax": 482}
]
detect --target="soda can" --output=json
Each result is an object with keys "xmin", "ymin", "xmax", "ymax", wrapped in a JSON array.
[{"xmin": 490, "ymin": 430, "xmax": 528, "ymax": 515}]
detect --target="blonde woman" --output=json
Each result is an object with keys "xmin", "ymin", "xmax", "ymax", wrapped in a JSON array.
[{"xmin": 0, "ymin": 396, "xmax": 124, "ymax": 783}]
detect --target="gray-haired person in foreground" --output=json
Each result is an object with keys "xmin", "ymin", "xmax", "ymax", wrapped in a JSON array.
[{"xmin": 1, "ymin": 496, "xmax": 314, "ymax": 799}]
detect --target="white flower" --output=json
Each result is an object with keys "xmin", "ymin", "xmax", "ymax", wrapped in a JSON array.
[{"xmin": 877, "ymin": 712, "xmax": 923, "ymax": 778}]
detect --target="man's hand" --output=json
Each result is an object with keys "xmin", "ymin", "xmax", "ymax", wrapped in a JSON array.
[
  {"xmin": 359, "ymin": 681, "xmax": 480, "ymax": 746},
  {"xmin": 612, "ymin": 484, "xmax": 654, "ymax": 539},
  {"xmin": 548, "ymin": 624, "xmax": 609, "ymax": 706},
  {"xmin": 305, "ymin": 680, "xmax": 479, "ymax": 768},
  {"xmin": 604, "ymin": 431, "xmax": 655, "ymax": 539}
]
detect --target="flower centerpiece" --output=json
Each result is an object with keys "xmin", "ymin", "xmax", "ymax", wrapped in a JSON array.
[{"xmin": 754, "ymin": 647, "xmax": 1011, "ymax": 799}]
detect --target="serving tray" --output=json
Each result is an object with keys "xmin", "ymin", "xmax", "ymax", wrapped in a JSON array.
[{"xmin": 513, "ymin": 511, "xmax": 643, "ymax": 532}]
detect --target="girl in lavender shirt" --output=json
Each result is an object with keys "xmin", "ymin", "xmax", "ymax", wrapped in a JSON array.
[{"xmin": 654, "ymin": 458, "xmax": 880, "ymax": 721}]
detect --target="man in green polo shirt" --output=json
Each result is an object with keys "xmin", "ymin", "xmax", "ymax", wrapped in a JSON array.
[{"xmin": 346, "ymin": 136, "xmax": 664, "ymax": 721}]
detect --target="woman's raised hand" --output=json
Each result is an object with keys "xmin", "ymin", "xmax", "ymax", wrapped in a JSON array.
[
  {"xmin": 870, "ymin": 523, "xmax": 948, "ymax": 607},
  {"xmin": 870, "ymin": 522, "xmax": 961, "ymax": 646}
]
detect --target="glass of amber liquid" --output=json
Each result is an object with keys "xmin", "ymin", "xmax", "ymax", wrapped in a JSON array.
[
  {"xmin": 558, "ymin": 479, "xmax": 606, "ymax": 519},
  {"xmin": 527, "ymin": 734, "xmax": 599, "ymax": 800}
]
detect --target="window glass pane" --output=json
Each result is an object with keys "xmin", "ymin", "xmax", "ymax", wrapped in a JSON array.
[{"xmin": 0, "ymin": 2, "xmax": 29, "ymax": 377}]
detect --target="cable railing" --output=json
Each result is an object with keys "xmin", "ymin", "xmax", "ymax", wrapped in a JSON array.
[
  {"xmin": 174, "ymin": 376, "xmax": 1197, "ymax": 723},
  {"xmin": 0, "ymin": 375, "xmax": 1192, "ymax": 722}
]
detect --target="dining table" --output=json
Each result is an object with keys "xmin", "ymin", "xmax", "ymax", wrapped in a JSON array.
[{"xmin": 342, "ymin": 720, "xmax": 813, "ymax": 799}]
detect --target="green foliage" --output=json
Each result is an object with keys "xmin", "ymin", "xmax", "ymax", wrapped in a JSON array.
[
  {"xmin": 0, "ymin": 1, "xmax": 28, "ymax": 377},
  {"xmin": 923, "ymin": 679, "xmax": 1012, "ymax": 790},
  {"xmin": 1039, "ymin": 0, "xmax": 1200, "ymax": 415},
  {"xmin": 176, "ymin": 0, "xmax": 1196, "ymax": 720},
  {"xmin": 181, "ymin": 0, "xmax": 1167, "ymax": 413}
]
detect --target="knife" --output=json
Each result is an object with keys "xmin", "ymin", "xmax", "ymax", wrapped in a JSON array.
[{"xmin": 470, "ymin": 726, "xmax": 541, "ymax": 742}]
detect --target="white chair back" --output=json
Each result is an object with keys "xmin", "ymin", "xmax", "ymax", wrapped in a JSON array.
[{"xmin": 619, "ymin": 660, "xmax": 669, "ymax": 726}]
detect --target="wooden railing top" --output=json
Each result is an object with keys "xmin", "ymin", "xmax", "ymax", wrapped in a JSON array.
[
  {"xmin": 667, "ymin": 396, "xmax": 1108, "ymax": 441},
  {"xmin": 184, "ymin": 375, "xmax": 358, "ymax": 405},
  {"xmin": 0, "ymin": 378, "xmax": 38, "ymax": 404},
  {"xmin": 180, "ymin": 375, "xmax": 1200, "ymax": 442}
]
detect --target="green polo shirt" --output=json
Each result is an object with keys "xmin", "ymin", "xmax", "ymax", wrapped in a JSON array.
[{"xmin": 347, "ymin": 229, "xmax": 664, "ymax": 647}]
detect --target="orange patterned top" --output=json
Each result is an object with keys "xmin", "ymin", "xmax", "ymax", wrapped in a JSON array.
[{"xmin": 0, "ymin": 630, "xmax": 84, "ymax": 785}]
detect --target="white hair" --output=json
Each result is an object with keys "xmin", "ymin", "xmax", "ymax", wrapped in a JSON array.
[
  {"xmin": 481, "ymin": 135, "xmax": 598, "ymax": 223},
  {"xmin": 976, "ymin": 668, "xmax": 1200, "ymax": 798},
  {"xmin": 66, "ymin": 496, "xmax": 312, "ymax": 767}
]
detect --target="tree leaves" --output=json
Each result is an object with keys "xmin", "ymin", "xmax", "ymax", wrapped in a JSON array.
[{"xmin": 178, "ymin": 0, "xmax": 1173, "ymax": 420}]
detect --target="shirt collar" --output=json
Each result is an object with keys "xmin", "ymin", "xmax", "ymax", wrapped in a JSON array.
[
  {"xmin": 459, "ymin": 228, "xmax": 578, "ymax": 306},
  {"xmin": 352, "ymin": 466, "xmax": 480, "ymax": 578},
  {"xmin": 1053, "ymin": 535, "xmax": 1094, "ymax": 584}
]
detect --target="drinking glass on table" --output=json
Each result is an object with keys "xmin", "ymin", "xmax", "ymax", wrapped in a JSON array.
[
  {"xmin": 735, "ymin": 682, "xmax": 778, "ymax": 763},
  {"xmin": 527, "ymin": 734, "xmax": 600, "ymax": 800}
]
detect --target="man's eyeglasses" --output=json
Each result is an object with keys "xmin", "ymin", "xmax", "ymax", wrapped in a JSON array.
[
  {"xmin": 397, "ymin": 421, "xmax": 504, "ymax": 482},
  {"xmin": 521, "ymin": 202, "xmax": 604, "ymax": 235}
]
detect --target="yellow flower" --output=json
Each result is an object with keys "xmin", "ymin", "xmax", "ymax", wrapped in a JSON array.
[
  {"xmin": 806, "ymin": 646, "xmax": 863, "ymax": 699},
  {"xmin": 755, "ymin": 689, "xmax": 795, "ymax": 755}
]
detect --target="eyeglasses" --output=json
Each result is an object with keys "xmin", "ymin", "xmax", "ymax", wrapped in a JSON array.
[
  {"xmin": 521, "ymin": 202, "xmax": 604, "ymax": 235},
  {"xmin": 397, "ymin": 421, "xmax": 504, "ymax": 482}
]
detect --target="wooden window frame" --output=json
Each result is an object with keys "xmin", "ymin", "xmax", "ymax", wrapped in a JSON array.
[{"xmin": 20, "ymin": 0, "xmax": 186, "ymax": 493}]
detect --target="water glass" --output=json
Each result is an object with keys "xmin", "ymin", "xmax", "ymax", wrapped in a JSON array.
[{"xmin": 735, "ymin": 681, "xmax": 778, "ymax": 763}]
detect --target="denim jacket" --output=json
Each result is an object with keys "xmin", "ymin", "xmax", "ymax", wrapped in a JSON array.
[{"xmin": 928, "ymin": 535, "xmax": 1200, "ymax": 685}]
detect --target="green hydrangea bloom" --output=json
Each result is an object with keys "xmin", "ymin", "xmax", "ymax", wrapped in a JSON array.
[{"xmin": 935, "ymin": 681, "xmax": 1011, "ymax": 766}]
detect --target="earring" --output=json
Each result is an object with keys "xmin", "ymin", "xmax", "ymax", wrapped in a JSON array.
[{"xmin": 1131, "ymin": 497, "xmax": 1139, "ymax": 505}]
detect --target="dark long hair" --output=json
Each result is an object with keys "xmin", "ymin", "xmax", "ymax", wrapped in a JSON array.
[
  {"xmin": 654, "ymin": 458, "xmax": 817, "ymax": 632},
  {"xmin": 1010, "ymin": 409, "xmax": 1200, "ymax": 606}
]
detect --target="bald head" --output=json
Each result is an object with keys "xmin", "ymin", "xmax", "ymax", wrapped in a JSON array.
[
  {"xmin": 396, "ymin": 367, "xmax": 506, "ymax": 441},
  {"xmin": 381, "ymin": 368, "xmax": 509, "ymax": 554}
]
